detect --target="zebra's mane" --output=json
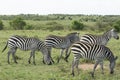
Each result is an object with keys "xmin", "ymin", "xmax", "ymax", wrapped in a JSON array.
[
  {"xmin": 47, "ymin": 35, "xmax": 64, "ymax": 38},
  {"xmin": 66, "ymin": 32, "xmax": 78, "ymax": 37},
  {"xmin": 103, "ymin": 29, "xmax": 116, "ymax": 35},
  {"xmin": 12, "ymin": 35, "xmax": 40, "ymax": 40}
]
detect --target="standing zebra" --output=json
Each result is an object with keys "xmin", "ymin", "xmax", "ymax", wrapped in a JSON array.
[
  {"xmin": 2, "ymin": 35, "xmax": 52, "ymax": 65},
  {"xmin": 45, "ymin": 32, "xmax": 80, "ymax": 63},
  {"xmin": 71, "ymin": 41, "xmax": 118, "ymax": 77},
  {"xmin": 80, "ymin": 29, "xmax": 119, "ymax": 45},
  {"xmin": 65, "ymin": 29, "xmax": 119, "ymax": 61}
]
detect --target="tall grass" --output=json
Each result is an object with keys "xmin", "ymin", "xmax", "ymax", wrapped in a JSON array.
[{"xmin": 0, "ymin": 30, "xmax": 120, "ymax": 80}]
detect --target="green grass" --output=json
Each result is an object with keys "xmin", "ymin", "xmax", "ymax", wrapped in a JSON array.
[{"xmin": 0, "ymin": 30, "xmax": 120, "ymax": 80}]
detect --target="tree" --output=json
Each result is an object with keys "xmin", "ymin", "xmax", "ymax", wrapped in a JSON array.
[
  {"xmin": 71, "ymin": 20, "xmax": 84, "ymax": 30},
  {"xmin": 10, "ymin": 17, "xmax": 26, "ymax": 30},
  {"xmin": 0, "ymin": 20, "xmax": 4, "ymax": 30}
]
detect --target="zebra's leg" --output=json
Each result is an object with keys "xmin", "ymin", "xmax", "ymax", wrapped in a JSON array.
[
  {"xmin": 7, "ymin": 49, "xmax": 12, "ymax": 64},
  {"xmin": 91, "ymin": 60, "xmax": 99, "ymax": 77},
  {"xmin": 76, "ymin": 59, "xmax": 80, "ymax": 75},
  {"xmin": 71, "ymin": 60, "xmax": 76, "ymax": 76},
  {"xmin": 12, "ymin": 48, "xmax": 17, "ymax": 64},
  {"xmin": 28, "ymin": 50, "xmax": 34, "ymax": 64},
  {"xmin": 64, "ymin": 48, "xmax": 70, "ymax": 62},
  {"xmin": 48, "ymin": 47, "xmax": 54, "ymax": 63},
  {"xmin": 99, "ymin": 61, "xmax": 104, "ymax": 74},
  {"xmin": 71, "ymin": 55, "xmax": 80, "ymax": 76},
  {"xmin": 42, "ymin": 56, "xmax": 45, "ymax": 64},
  {"xmin": 57, "ymin": 49, "xmax": 64, "ymax": 63},
  {"xmin": 32, "ymin": 50, "xmax": 36, "ymax": 65}
]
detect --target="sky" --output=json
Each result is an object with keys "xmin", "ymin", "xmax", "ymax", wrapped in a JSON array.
[{"xmin": 0, "ymin": 0, "xmax": 120, "ymax": 15}]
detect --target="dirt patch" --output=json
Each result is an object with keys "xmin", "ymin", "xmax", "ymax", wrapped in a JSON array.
[{"xmin": 79, "ymin": 63, "xmax": 100, "ymax": 70}]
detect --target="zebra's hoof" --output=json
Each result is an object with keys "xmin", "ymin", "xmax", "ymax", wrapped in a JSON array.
[
  {"xmin": 71, "ymin": 73, "xmax": 75, "ymax": 77},
  {"xmin": 64, "ymin": 59, "xmax": 68, "ymax": 62},
  {"xmin": 48, "ymin": 62, "xmax": 52, "ymax": 65},
  {"xmin": 90, "ymin": 72, "xmax": 94, "ymax": 78},
  {"xmin": 28, "ymin": 61, "xmax": 31, "ymax": 64}
]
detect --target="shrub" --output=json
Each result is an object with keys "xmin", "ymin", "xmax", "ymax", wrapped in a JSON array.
[
  {"xmin": 0, "ymin": 20, "xmax": 4, "ymax": 30},
  {"xmin": 9, "ymin": 17, "xmax": 26, "ymax": 30},
  {"xmin": 46, "ymin": 24, "xmax": 64, "ymax": 31},
  {"xmin": 71, "ymin": 20, "xmax": 84, "ymax": 30},
  {"xmin": 24, "ymin": 24, "xmax": 34, "ymax": 30}
]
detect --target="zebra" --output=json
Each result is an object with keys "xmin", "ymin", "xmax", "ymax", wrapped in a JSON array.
[
  {"xmin": 71, "ymin": 41, "xmax": 118, "ymax": 77},
  {"xmin": 45, "ymin": 32, "xmax": 80, "ymax": 63},
  {"xmin": 2, "ymin": 35, "xmax": 52, "ymax": 65},
  {"xmin": 65, "ymin": 29, "xmax": 119, "ymax": 61},
  {"xmin": 80, "ymin": 29, "xmax": 119, "ymax": 45}
]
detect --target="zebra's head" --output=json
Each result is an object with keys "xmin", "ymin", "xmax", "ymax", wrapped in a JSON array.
[
  {"xmin": 109, "ymin": 56, "xmax": 118, "ymax": 74},
  {"xmin": 110, "ymin": 29, "xmax": 119, "ymax": 40},
  {"xmin": 40, "ymin": 47, "xmax": 52, "ymax": 65},
  {"xmin": 67, "ymin": 32, "xmax": 80, "ymax": 43}
]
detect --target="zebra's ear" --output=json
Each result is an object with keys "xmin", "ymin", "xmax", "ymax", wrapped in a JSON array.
[{"xmin": 114, "ymin": 56, "xmax": 118, "ymax": 60}]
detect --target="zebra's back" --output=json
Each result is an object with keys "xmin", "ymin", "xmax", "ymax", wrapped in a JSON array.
[
  {"xmin": 45, "ymin": 35, "xmax": 70, "ymax": 49},
  {"xmin": 80, "ymin": 34, "xmax": 99, "ymax": 45},
  {"xmin": 8, "ymin": 35, "xmax": 43, "ymax": 51},
  {"xmin": 71, "ymin": 41, "xmax": 112, "ymax": 60}
]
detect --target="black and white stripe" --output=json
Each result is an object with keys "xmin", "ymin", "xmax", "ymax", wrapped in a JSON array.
[
  {"xmin": 80, "ymin": 29, "xmax": 119, "ymax": 45},
  {"xmin": 45, "ymin": 32, "xmax": 80, "ymax": 63},
  {"xmin": 71, "ymin": 41, "xmax": 118, "ymax": 77},
  {"xmin": 2, "ymin": 35, "xmax": 52, "ymax": 65}
]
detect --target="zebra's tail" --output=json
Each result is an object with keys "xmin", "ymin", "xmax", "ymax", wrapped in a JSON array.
[{"xmin": 2, "ymin": 41, "xmax": 8, "ymax": 53}]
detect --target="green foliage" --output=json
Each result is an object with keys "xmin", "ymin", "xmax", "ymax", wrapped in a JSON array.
[
  {"xmin": 46, "ymin": 22, "xmax": 64, "ymax": 31},
  {"xmin": 71, "ymin": 20, "xmax": 84, "ymax": 30},
  {"xmin": 9, "ymin": 17, "xmax": 26, "ymax": 30},
  {"xmin": 0, "ymin": 20, "xmax": 4, "ymax": 30},
  {"xmin": 24, "ymin": 24, "xmax": 34, "ymax": 30},
  {"xmin": 113, "ymin": 20, "xmax": 120, "ymax": 32}
]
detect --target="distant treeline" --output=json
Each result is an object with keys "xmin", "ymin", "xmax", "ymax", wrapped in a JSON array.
[
  {"xmin": 0, "ymin": 14, "xmax": 120, "ymax": 32},
  {"xmin": 0, "ymin": 14, "xmax": 120, "ymax": 22}
]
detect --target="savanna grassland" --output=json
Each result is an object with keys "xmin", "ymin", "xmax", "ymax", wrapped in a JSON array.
[
  {"xmin": 0, "ymin": 30, "xmax": 120, "ymax": 80},
  {"xmin": 0, "ymin": 14, "xmax": 120, "ymax": 80}
]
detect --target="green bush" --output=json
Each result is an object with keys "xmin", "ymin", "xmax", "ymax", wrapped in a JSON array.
[
  {"xmin": 24, "ymin": 24, "xmax": 34, "ymax": 30},
  {"xmin": 46, "ymin": 24, "xmax": 64, "ymax": 31},
  {"xmin": 9, "ymin": 17, "xmax": 26, "ymax": 30},
  {"xmin": 113, "ymin": 20, "xmax": 120, "ymax": 32},
  {"xmin": 0, "ymin": 20, "xmax": 4, "ymax": 30},
  {"xmin": 71, "ymin": 20, "xmax": 84, "ymax": 30}
]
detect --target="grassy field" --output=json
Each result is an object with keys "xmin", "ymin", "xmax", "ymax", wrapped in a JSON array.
[{"xmin": 0, "ymin": 30, "xmax": 120, "ymax": 80}]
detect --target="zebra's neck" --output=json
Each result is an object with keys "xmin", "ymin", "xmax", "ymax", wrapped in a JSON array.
[{"xmin": 102, "ymin": 31, "xmax": 112, "ymax": 43}]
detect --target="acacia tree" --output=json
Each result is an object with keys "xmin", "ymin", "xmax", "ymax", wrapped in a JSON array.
[
  {"xmin": 0, "ymin": 20, "xmax": 4, "ymax": 30},
  {"xmin": 10, "ymin": 17, "xmax": 26, "ymax": 30}
]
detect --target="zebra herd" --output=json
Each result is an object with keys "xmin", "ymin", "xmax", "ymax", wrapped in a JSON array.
[{"xmin": 2, "ymin": 29, "xmax": 119, "ymax": 77}]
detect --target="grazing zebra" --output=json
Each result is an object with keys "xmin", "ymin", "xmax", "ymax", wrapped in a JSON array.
[
  {"xmin": 71, "ymin": 41, "xmax": 118, "ymax": 77},
  {"xmin": 45, "ymin": 32, "xmax": 80, "ymax": 63},
  {"xmin": 2, "ymin": 35, "xmax": 52, "ymax": 65},
  {"xmin": 80, "ymin": 29, "xmax": 119, "ymax": 45}
]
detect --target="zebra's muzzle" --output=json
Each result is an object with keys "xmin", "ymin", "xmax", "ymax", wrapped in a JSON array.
[
  {"xmin": 116, "ymin": 36, "xmax": 119, "ymax": 40},
  {"xmin": 110, "ymin": 71, "xmax": 114, "ymax": 74},
  {"xmin": 48, "ymin": 61, "xmax": 52, "ymax": 65}
]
